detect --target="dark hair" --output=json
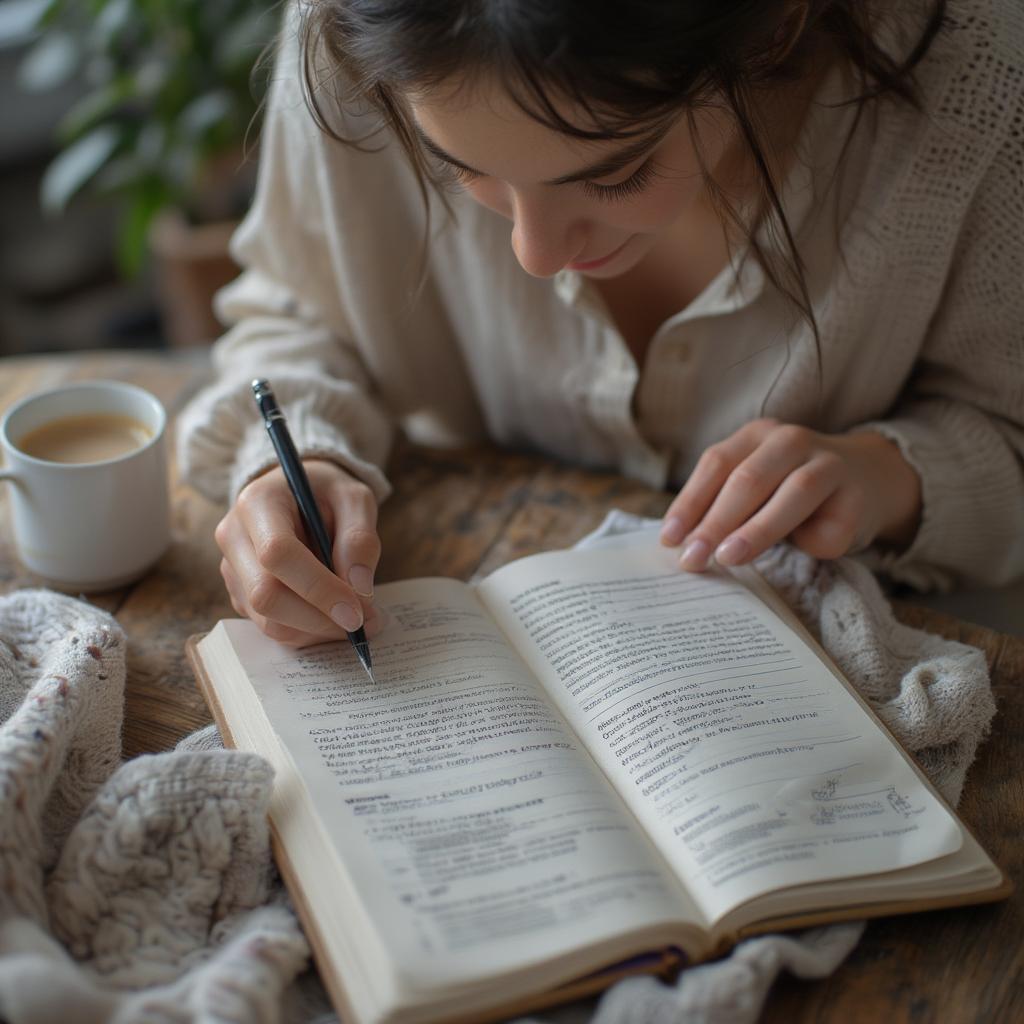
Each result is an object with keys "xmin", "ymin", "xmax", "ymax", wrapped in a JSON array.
[{"xmin": 297, "ymin": 1, "xmax": 947, "ymax": 336}]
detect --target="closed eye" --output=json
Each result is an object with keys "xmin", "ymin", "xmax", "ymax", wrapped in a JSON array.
[
  {"xmin": 431, "ymin": 155, "xmax": 659, "ymax": 203},
  {"xmin": 579, "ymin": 159, "xmax": 658, "ymax": 202}
]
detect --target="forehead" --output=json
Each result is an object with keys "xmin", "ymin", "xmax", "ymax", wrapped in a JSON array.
[{"xmin": 407, "ymin": 75, "xmax": 658, "ymax": 183}]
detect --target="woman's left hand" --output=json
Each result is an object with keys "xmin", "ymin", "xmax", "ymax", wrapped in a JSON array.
[{"xmin": 660, "ymin": 419, "xmax": 922, "ymax": 570}]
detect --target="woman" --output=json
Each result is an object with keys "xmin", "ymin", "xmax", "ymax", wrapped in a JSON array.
[{"xmin": 178, "ymin": 0, "xmax": 1024, "ymax": 646}]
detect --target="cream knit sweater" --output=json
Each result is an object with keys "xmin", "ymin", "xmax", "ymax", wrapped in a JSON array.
[{"xmin": 177, "ymin": 0, "xmax": 1024, "ymax": 591}]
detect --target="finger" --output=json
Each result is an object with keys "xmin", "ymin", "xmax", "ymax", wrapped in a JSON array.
[
  {"xmin": 660, "ymin": 426, "xmax": 769, "ymax": 547},
  {"xmin": 789, "ymin": 485, "xmax": 866, "ymax": 560},
  {"xmin": 713, "ymin": 453, "xmax": 844, "ymax": 565},
  {"xmin": 321, "ymin": 471, "xmax": 381, "ymax": 602},
  {"xmin": 222, "ymin": 540, "xmax": 346, "ymax": 643},
  {"xmin": 221, "ymin": 556, "xmax": 335, "ymax": 646},
  {"xmin": 236, "ymin": 488, "xmax": 367, "ymax": 633},
  {"xmin": 225, "ymin": 503, "xmax": 358, "ymax": 635},
  {"xmin": 261, "ymin": 616, "xmax": 341, "ymax": 648},
  {"xmin": 220, "ymin": 557, "xmax": 249, "ymax": 618},
  {"xmin": 678, "ymin": 425, "xmax": 815, "ymax": 569}
]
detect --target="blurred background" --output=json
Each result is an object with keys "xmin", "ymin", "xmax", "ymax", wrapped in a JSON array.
[{"xmin": 0, "ymin": 0, "xmax": 278, "ymax": 356}]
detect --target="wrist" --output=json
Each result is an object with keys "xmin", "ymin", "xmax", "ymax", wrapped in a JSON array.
[{"xmin": 851, "ymin": 430, "xmax": 922, "ymax": 549}]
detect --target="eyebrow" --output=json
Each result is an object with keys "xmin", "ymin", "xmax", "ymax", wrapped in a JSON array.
[{"xmin": 414, "ymin": 122, "xmax": 671, "ymax": 186}]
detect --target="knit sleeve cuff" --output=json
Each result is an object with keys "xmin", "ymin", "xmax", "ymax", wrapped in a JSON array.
[
  {"xmin": 854, "ymin": 404, "xmax": 1024, "ymax": 591},
  {"xmin": 176, "ymin": 374, "xmax": 394, "ymax": 507},
  {"xmin": 229, "ymin": 407, "xmax": 393, "ymax": 505}
]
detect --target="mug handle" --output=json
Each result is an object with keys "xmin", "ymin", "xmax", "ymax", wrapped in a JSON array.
[{"xmin": 0, "ymin": 467, "xmax": 20, "ymax": 486}]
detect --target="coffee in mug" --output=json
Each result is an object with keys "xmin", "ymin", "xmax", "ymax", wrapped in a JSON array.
[
  {"xmin": 0, "ymin": 380, "xmax": 171, "ymax": 591},
  {"xmin": 16, "ymin": 413, "xmax": 153, "ymax": 464}
]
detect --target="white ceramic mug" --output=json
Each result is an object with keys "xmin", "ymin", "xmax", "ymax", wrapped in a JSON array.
[{"xmin": 0, "ymin": 380, "xmax": 171, "ymax": 591}]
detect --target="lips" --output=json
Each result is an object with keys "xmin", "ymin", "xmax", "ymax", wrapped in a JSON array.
[{"xmin": 567, "ymin": 237, "xmax": 633, "ymax": 272}]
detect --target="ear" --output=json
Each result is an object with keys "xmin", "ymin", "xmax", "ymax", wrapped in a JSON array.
[{"xmin": 771, "ymin": 1, "xmax": 812, "ymax": 66}]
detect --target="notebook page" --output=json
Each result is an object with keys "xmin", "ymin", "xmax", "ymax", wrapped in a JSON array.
[
  {"xmin": 478, "ymin": 541, "xmax": 962, "ymax": 925},
  {"xmin": 219, "ymin": 577, "xmax": 696, "ymax": 992}
]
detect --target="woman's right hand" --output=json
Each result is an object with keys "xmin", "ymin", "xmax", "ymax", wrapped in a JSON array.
[{"xmin": 215, "ymin": 458, "xmax": 382, "ymax": 646}]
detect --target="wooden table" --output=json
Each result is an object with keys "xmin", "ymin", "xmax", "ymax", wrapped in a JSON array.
[{"xmin": 2, "ymin": 351, "xmax": 1022, "ymax": 1022}]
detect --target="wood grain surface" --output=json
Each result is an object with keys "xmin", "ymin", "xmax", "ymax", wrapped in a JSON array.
[{"xmin": 1, "ymin": 351, "xmax": 1021, "ymax": 1023}]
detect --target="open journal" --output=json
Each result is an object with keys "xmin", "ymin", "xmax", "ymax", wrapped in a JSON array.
[{"xmin": 187, "ymin": 538, "xmax": 1008, "ymax": 1024}]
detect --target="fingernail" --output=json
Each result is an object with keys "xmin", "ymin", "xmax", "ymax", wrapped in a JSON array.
[
  {"xmin": 349, "ymin": 564, "xmax": 374, "ymax": 597},
  {"xmin": 660, "ymin": 516, "xmax": 686, "ymax": 546},
  {"xmin": 330, "ymin": 602, "xmax": 363, "ymax": 632},
  {"xmin": 679, "ymin": 538, "xmax": 711, "ymax": 571},
  {"xmin": 716, "ymin": 535, "xmax": 750, "ymax": 565}
]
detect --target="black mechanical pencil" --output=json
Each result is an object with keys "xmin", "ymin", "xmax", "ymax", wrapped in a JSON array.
[{"xmin": 251, "ymin": 378, "xmax": 374, "ymax": 681}]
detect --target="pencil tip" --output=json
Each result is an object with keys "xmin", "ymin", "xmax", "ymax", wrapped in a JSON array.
[
  {"xmin": 347, "ymin": 627, "xmax": 375, "ymax": 682},
  {"xmin": 355, "ymin": 644, "xmax": 375, "ymax": 683}
]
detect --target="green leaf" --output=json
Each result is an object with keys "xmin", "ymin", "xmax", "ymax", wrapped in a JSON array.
[
  {"xmin": 17, "ymin": 31, "xmax": 80, "ymax": 91},
  {"xmin": 27, "ymin": 0, "xmax": 276, "ymax": 230},
  {"xmin": 117, "ymin": 183, "xmax": 168, "ymax": 277},
  {"xmin": 57, "ymin": 76, "xmax": 133, "ymax": 141},
  {"xmin": 35, "ymin": 0, "xmax": 70, "ymax": 31},
  {"xmin": 40, "ymin": 125, "xmax": 122, "ymax": 213}
]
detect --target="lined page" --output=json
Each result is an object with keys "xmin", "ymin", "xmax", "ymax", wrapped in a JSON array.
[
  {"xmin": 478, "ymin": 542, "xmax": 962, "ymax": 924},
  {"xmin": 218, "ymin": 578, "xmax": 695, "ymax": 991}
]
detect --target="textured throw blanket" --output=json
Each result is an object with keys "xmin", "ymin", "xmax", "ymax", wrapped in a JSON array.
[{"xmin": 0, "ymin": 516, "xmax": 996, "ymax": 1024}]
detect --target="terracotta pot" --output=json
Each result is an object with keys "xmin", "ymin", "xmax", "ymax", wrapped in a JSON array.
[{"xmin": 149, "ymin": 208, "xmax": 239, "ymax": 347}]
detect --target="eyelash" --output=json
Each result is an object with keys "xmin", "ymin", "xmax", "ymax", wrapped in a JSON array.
[
  {"xmin": 437, "ymin": 163, "xmax": 478, "ymax": 192},
  {"xmin": 439, "ymin": 159, "xmax": 658, "ymax": 203},
  {"xmin": 579, "ymin": 159, "xmax": 657, "ymax": 203}
]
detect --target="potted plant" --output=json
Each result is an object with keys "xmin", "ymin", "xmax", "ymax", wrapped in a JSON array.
[{"xmin": 17, "ymin": 0, "xmax": 279, "ymax": 346}]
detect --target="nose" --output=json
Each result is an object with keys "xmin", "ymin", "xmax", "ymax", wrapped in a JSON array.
[{"xmin": 509, "ymin": 192, "xmax": 586, "ymax": 278}]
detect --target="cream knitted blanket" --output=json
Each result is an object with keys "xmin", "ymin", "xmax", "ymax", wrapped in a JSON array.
[
  {"xmin": 0, "ymin": 593, "xmax": 309, "ymax": 1023},
  {"xmin": 0, "ymin": 523, "xmax": 996, "ymax": 1024}
]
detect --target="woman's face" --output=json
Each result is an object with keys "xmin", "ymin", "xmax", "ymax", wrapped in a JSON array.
[{"xmin": 409, "ymin": 77, "xmax": 737, "ymax": 280}]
